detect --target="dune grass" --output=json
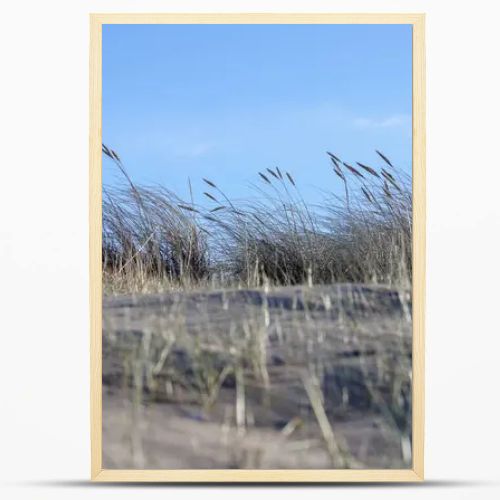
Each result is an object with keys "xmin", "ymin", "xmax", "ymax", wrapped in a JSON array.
[
  {"xmin": 102, "ymin": 145, "xmax": 411, "ymax": 294},
  {"xmin": 102, "ymin": 145, "xmax": 413, "ymax": 468}
]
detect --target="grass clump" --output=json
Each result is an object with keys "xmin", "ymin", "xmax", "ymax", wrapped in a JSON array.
[
  {"xmin": 102, "ymin": 144, "xmax": 412, "ymax": 293},
  {"xmin": 200, "ymin": 154, "xmax": 411, "ymax": 288},
  {"xmin": 102, "ymin": 146, "xmax": 210, "ymax": 294}
]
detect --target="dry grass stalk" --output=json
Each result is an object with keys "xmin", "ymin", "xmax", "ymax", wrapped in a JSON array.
[{"xmin": 302, "ymin": 373, "xmax": 347, "ymax": 468}]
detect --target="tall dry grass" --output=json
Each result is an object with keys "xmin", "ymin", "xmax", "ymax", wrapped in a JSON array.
[
  {"xmin": 102, "ymin": 145, "xmax": 210, "ymax": 294},
  {"xmin": 102, "ymin": 144, "xmax": 411, "ymax": 294},
  {"xmin": 102, "ymin": 145, "xmax": 413, "ymax": 468}
]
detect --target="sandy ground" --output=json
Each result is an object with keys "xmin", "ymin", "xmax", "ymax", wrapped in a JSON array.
[{"xmin": 102, "ymin": 284, "xmax": 412, "ymax": 469}]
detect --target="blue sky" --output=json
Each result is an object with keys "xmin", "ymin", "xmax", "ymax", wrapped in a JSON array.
[{"xmin": 103, "ymin": 24, "xmax": 412, "ymax": 203}]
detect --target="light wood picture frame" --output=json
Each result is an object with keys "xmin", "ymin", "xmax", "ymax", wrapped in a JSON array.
[{"xmin": 90, "ymin": 13, "xmax": 425, "ymax": 482}]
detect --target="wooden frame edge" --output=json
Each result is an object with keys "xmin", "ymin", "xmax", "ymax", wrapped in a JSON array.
[
  {"xmin": 411, "ymin": 13, "xmax": 426, "ymax": 480},
  {"xmin": 89, "ymin": 13, "xmax": 426, "ymax": 483},
  {"xmin": 90, "ymin": 13, "xmax": 425, "ymax": 24},
  {"xmin": 93, "ymin": 469, "xmax": 423, "ymax": 483}
]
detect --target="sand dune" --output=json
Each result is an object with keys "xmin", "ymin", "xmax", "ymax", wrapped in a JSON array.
[{"xmin": 103, "ymin": 284, "xmax": 412, "ymax": 469}]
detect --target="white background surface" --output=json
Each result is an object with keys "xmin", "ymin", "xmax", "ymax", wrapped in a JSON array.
[{"xmin": 1, "ymin": 0, "xmax": 499, "ymax": 498}]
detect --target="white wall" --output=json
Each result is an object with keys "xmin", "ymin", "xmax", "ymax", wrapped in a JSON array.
[{"xmin": 1, "ymin": 1, "xmax": 499, "ymax": 498}]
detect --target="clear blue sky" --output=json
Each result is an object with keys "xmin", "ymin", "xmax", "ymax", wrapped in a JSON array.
[{"xmin": 103, "ymin": 24, "xmax": 412, "ymax": 203}]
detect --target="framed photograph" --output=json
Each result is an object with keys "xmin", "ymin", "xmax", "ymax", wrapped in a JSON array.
[{"xmin": 90, "ymin": 13, "xmax": 425, "ymax": 482}]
